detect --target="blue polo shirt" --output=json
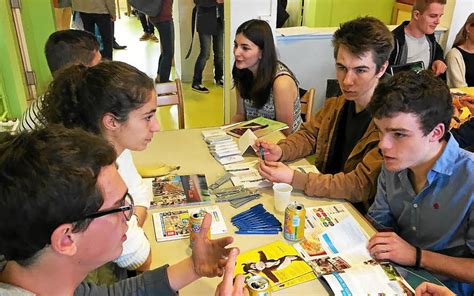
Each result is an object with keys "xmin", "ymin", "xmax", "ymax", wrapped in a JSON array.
[{"xmin": 367, "ymin": 135, "xmax": 474, "ymax": 295}]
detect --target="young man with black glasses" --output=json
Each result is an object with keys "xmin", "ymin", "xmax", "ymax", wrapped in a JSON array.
[{"xmin": 0, "ymin": 126, "xmax": 246, "ymax": 295}]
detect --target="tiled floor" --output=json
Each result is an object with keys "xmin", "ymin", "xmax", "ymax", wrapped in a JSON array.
[{"xmin": 113, "ymin": 12, "xmax": 224, "ymax": 131}]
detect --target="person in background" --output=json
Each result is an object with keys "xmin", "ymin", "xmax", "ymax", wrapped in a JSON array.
[
  {"xmin": 451, "ymin": 94, "xmax": 474, "ymax": 150},
  {"xmin": 72, "ymin": 0, "xmax": 116, "ymax": 60},
  {"xmin": 150, "ymin": 0, "xmax": 174, "ymax": 83},
  {"xmin": 0, "ymin": 126, "xmax": 243, "ymax": 295},
  {"xmin": 40, "ymin": 61, "xmax": 159, "ymax": 282},
  {"xmin": 446, "ymin": 13, "xmax": 474, "ymax": 88},
  {"xmin": 137, "ymin": 10, "xmax": 159, "ymax": 42},
  {"xmin": 257, "ymin": 17, "xmax": 393, "ymax": 212},
  {"xmin": 18, "ymin": 29, "xmax": 101, "ymax": 132},
  {"xmin": 191, "ymin": 0, "xmax": 224, "ymax": 94},
  {"xmin": 366, "ymin": 71, "xmax": 474, "ymax": 295},
  {"xmin": 231, "ymin": 19, "xmax": 302, "ymax": 136},
  {"xmin": 52, "ymin": 0, "xmax": 72, "ymax": 30},
  {"xmin": 388, "ymin": 0, "xmax": 446, "ymax": 76}
]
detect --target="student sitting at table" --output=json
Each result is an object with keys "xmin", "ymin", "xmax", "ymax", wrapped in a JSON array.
[
  {"xmin": 18, "ymin": 29, "xmax": 102, "ymax": 132},
  {"xmin": 366, "ymin": 71, "xmax": 474, "ymax": 295},
  {"xmin": 446, "ymin": 13, "xmax": 474, "ymax": 88},
  {"xmin": 257, "ymin": 17, "xmax": 393, "ymax": 211},
  {"xmin": 0, "ymin": 126, "xmax": 246, "ymax": 295},
  {"xmin": 451, "ymin": 95, "xmax": 474, "ymax": 150},
  {"xmin": 231, "ymin": 19, "xmax": 302, "ymax": 136},
  {"xmin": 39, "ymin": 61, "xmax": 158, "ymax": 282}
]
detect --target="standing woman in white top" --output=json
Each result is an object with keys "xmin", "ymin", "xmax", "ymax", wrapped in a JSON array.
[
  {"xmin": 231, "ymin": 19, "xmax": 302, "ymax": 135},
  {"xmin": 40, "ymin": 61, "xmax": 158, "ymax": 274},
  {"xmin": 446, "ymin": 13, "xmax": 474, "ymax": 87}
]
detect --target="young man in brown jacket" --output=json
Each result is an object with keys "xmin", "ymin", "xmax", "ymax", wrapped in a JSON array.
[{"xmin": 257, "ymin": 17, "xmax": 394, "ymax": 210}]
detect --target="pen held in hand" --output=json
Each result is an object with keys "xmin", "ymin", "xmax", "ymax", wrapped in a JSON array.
[{"xmin": 259, "ymin": 145, "xmax": 265, "ymax": 160}]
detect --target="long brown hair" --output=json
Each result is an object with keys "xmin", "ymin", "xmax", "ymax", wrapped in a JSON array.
[{"xmin": 453, "ymin": 13, "xmax": 474, "ymax": 47}]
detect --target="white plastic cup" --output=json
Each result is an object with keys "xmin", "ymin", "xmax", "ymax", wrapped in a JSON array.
[{"xmin": 273, "ymin": 183, "xmax": 293, "ymax": 213}]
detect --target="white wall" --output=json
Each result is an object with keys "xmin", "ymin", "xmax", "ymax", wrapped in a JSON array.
[{"xmin": 444, "ymin": 0, "xmax": 474, "ymax": 51}]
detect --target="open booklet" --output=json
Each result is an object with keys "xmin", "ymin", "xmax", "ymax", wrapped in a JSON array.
[
  {"xmin": 145, "ymin": 174, "xmax": 211, "ymax": 209},
  {"xmin": 152, "ymin": 205, "xmax": 227, "ymax": 242},
  {"xmin": 225, "ymin": 117, "xmax": 288, "ymax": 138},
  {"xmin": 294, "ymin": 215, "xmax": 414, "ymax": 295},
  {"xmin": 234, "ymin": 240, "xmax": 316, "ymax": 292}
]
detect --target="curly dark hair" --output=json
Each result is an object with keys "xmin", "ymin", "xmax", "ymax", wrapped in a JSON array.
[
  {"xmin": 332, "ymin": 16, "xmax": 394, "ymax": 73},
  {"xmin": 40, "ymin": 61, "xmax": 155, "ymax": 135},
  {"xmin": 0, "ymin": 126, "xmax": 116, "ymax": 266},
  {"xmin": 368, "ymin": 70, "xmax": 453, "ymax": 140}
]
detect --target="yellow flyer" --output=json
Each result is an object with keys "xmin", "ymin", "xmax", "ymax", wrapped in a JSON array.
[{"xmin": 234, "ymin": 240, "xmax": 316, "ymax": 291}]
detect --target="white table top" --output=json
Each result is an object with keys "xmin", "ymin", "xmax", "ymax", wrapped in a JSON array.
[{"xmin": 133, "ymin": 128, "xmax": 376, "ymax": 295}]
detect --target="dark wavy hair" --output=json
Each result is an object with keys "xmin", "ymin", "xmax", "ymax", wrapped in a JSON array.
[
  {"xmin": 40, "ymin": 61, "xmax": 155, "ymax": 135},
  {"xmin": 45, "ymin": 29, "xmax": 100, "ymax": 75},
  {"xmin": 332, "ymin": 16, "xmax": 394, "ymax": 73},
  {"xmin": 232, "ymin": 19, "xmax": 278, "ymax": 109},
  {"xmin": 0, "ymin": 126, "xmax": 116, "ymax": 266},
  {"xmin": 368, "ymin": 70, "xmax": 453, "ymax": 140}
]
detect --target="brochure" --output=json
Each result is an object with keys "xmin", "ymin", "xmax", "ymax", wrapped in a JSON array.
[
  {"xmin": 294, "ymin": 216, "xmax": 414, "ymax": 295},
  {"xmin": 147, "ymin": 174, "xmax": 211, "ymax": 208},
  {"xmin": 225, "ymin": 117, "xmax": 288, "ymax": 138},
  {"xmin": 152, "ymin": 205, "xmax": 227, "ymax": 242},
  {"xmin": 234, "ymin": 240, "xmax": 316, "ymax": 292}
]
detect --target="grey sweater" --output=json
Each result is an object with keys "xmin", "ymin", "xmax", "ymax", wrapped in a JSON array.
[{"xmin": 0, "ymin": 265, "xmax": 177, "ymax": 296}]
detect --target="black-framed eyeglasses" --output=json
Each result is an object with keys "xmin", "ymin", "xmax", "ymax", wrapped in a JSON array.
[{"xmin": 81, "ymin": 192, "xmax": 135, "ymax": 221}]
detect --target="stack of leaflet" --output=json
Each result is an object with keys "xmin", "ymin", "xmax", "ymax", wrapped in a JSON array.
[
  {"xmin": 202, "ymin": 129, "xmax": 244, "ymax": 165},
  {"xmin": 213, "ymin": 185, "xmax": 261, "ymax": 208},
  {"xmin": 223, "ymin": 160, "xmax": 272, "ymax": 189},
  {"xmin": 231, "ymin": 204, "xmax": 282, "ymax": 234}
]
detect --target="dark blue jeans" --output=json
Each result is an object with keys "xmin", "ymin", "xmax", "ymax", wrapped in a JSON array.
[
  {"xmin": 192, "ymin": 20, "xmax": 223, "ymax": 85},
  {"xmin": 151, "ymin": 20, "xmax": 174, "ymax": 82},
  {"xmin": 80, "ymin": 12, "xmax": 113, "ymax": 60}
]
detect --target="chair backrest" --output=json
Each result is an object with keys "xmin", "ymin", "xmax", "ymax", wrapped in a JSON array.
[
  {"xmin": 300, "ymin": 88, "xmax": 315, "ymax": 123},
  {"xmin": 155, "ymin": 78, "xmax": 185, "ymax": 129}
]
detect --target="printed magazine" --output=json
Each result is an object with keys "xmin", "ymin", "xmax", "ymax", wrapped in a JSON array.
[
  {"xmin": 149, "ymin": 174, "xmax": 210, "ymax": 208},
  {"xmin": 225, "ymin": 117, "xmax": 288, "ymax": 138},
  {"xmin": 234, "ymin": 240, "xmax": 316, "ymax": 292}
]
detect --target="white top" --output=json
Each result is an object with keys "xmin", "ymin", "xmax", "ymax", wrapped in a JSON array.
[
  {"xmin": 114, "ymin": 150, "xmax": 153, "ymax": 269},
  {"xmin": 405, "ymin": 33, "xmax": 430, "ymax": 69},
  {"xmin": 446, "ymin": 47, "xmax": 467, "ymax": 88},
  {"xmin": 116, "ymin": 149, "xmax": 152, "ymax": 208},
  {"xmin": 17, "ymin": 95, "xmax": 44, "ymax": 132},
  {"xmin": 113, "ymin": 215, "xmax": 150, "ymax": 270}
]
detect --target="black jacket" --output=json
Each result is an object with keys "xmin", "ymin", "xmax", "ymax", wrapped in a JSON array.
[
  {"xmin": 452, "ymin": 118, "xmax": 474, "ymax": 149},
  {"xmin": 195, "ymin": 0, "xmax": 223, "ymax": 35},
  {"xmin": 389, "ymin": 21, "xmax": 445, "ymax": 69}
]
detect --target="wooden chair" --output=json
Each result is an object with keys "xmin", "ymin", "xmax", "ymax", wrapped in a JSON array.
[
  {"xmin": 155, "ymin": 79, "xmax": 185, "ymax": 129},
  {"xmin": 300, "ymin": 88, "xmax": 315, "ymax": 123}
]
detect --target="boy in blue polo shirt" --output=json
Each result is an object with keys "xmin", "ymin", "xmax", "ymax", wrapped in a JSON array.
[{"xmin": 366, "ymin": 70, "xmax": 473, "ymax": 295}]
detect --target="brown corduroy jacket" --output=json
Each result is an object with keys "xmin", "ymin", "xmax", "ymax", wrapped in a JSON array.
[{"xmin": 278, "ymin": 95, "xmax": 383, "ymax": 204}]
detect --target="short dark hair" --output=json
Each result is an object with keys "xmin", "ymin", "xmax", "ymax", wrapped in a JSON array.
[
  {"xmin": 332, "ymin": 17, "xmax": 394, "ymax": 73},
  {"xmin": 0, "ymin": 126, "xmax": 116, "ymax": 265},
  {"xmin": 368, "ymin": 70, "xmax": 453, "ymax": 140},
  {"xmin": 45, "ymin": 29, "xmax": 100, "ymax": 74},
  {"xmin": 232, "ymin": 19, "xmax": 278, "ymax": 109},
  {"xmin": 40, "ymin": 61, "xmax": 155, "ymax": 135},
  {"xmin": 413, "ymin": 0, "xmax": 446, "ymax": 14}
]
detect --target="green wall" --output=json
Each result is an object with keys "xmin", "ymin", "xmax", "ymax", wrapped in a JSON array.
[
  {"xmin": 0, "ymin": 0, "xmax": 55, "ymax": 119},
  {"xmin": 304, "ymin": 0, "xmax": 395, "ymax": 27}
]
